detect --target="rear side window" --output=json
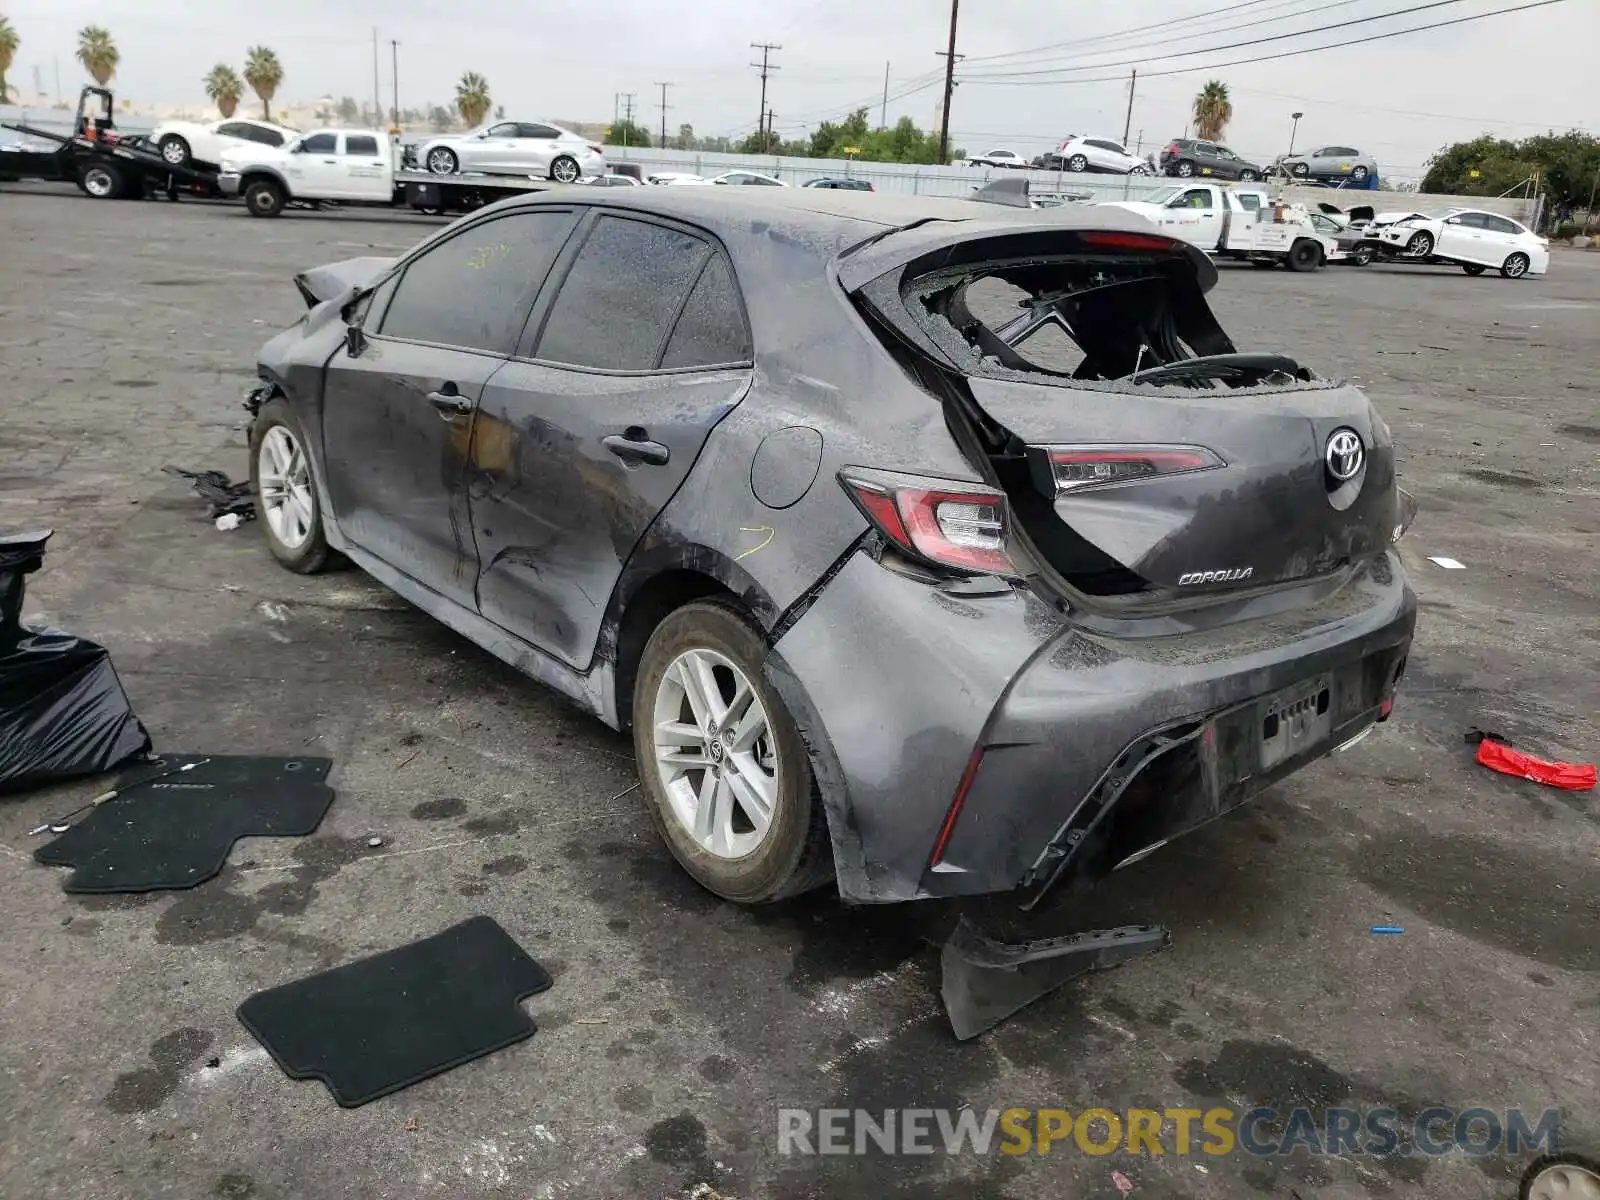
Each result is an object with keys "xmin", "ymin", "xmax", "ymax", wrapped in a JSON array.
[
  {"xmin": 660, "ymin": 257, "xmax": 750, "ymax": 368},
  {"xmin": 344, "ymin": 134, "xmax": 380, "ymax": 156},
  {"xmin": 520, "ymin": 124, "xmax": 561, "ymax": 139},
  {"xmin": 380, "ymin": 210, "xmax": 576, "ymax": 354},
  {"xmin": 1236, "ymin": 192, "xmax": 1262, "ymax": 211},
  {"xmin": 1483, "ymin": 214, "xmax": 1520, "ymax": 234},
  {"xmin": 535, "ymin": 216, "xmax": 711, "ymax": 370}
]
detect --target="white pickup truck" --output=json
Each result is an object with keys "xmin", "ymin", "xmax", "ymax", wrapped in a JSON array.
[
  {"xmin": 1102, "ymin": 183, "xmax": 1340, "ymax": 271},
  {"xmin": 219, "ymin": 128, "xmax": 567, "ymax": 217}
]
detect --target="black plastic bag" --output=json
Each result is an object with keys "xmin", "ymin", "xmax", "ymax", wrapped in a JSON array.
[{"xmin": 1, "ymin": 530, "xmax": 151, "ymax": 796}]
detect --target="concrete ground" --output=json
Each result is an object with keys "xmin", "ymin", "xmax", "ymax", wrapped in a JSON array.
[{"xmin": 0, "ymin": 184, "xmax": 1595, "ymax": 1200}]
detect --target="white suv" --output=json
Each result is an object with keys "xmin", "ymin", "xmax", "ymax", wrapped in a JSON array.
[{"xmin": 1056, "ymin": 135, "xmax": 1150, "ymax": 175}]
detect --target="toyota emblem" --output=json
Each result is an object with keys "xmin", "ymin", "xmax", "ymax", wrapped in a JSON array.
[{"xmin": 1325, "ymin": 428, "xmax": 1364, "ymax": 482}]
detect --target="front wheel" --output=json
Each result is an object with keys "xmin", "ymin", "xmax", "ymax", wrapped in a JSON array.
[
  {"xmin": 1500, "ymin": 253, "xmax": 1530, "ymax": 279},
  {"xmin": 249, "ymin": 397, "xmax": 336, "ymax": 574},
  {"xmin": 1238, "ymin": 169, "xmax": 1259, "ymax": 182},
  {"xmin": 1351, "ymin": 165, "xmax": 1369, "ymax": 182},
  {"xmin": 633, "ymin": 600, "xmax": 832, "ymax": 904},
  {"xmin": 158, "ymin": 135, "xmax": 191, "ymax": 167},
  {"xmin": 1129, "ymin": 163, "xmax": 1149, "ymax": 176},
  {"xmin": 549, "ymin": 154, "xmax": 580, "ymax": 183},
  {"xmin": 1405, "ymin": 231, "xmax": 1434, "ymax": 257},
  {"xmin": 243, "ymin": 178, "xmax": 285, "ymax": 217},
  {"xmin": 1175, "ymin": 160, "xmax": 1196, "ymax": 178},
  {"xmin": 1463, "ymin": 263, "xmax": 1487, "ymax": 276},
  {"xmin": 77, "ymin": 161, "xmax": 126, "ymax": 199},
  {"xmin": 425, "ymin": 146, "xmax": 459, "ymax": 175},
  {"xmin": 1067, "ymin": 154, "xmax": 1088, "ymax": 173}
]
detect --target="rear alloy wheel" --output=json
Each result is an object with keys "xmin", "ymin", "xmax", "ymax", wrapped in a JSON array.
[
  {"xmin": 1351, "ymin": 244, "xmax": 1376, "ymax": 266},
  {"xmin": 1067, "ymin": 154, "xmax": 1088, "ymax": 173},
  {"xmin": 159, "ymin": 135, "xmax": 191, "ymax": 166},
  {"xmin": 634, "ymin": 600, "xmax": 831, "ymax": 904},
  {"xmin": 77, "ymin": 162, "xmax": 125, "ymax": 199},
  {"xmin": 425, "ymin": 146, "xmax": 459, "ymax": 175},
  {"xmin": 249, "ymin": 398, "xmax": 335, "ymax": 573},
  {"xmin": 1463, "ymin": 263, "xmax": 1487, "ymax": 276},
  {"xmin": 243, "ymin": 178, "xmax": 286, "ymax": 217},
  {"xmin": 1293, "ymin": 162, "xmax": 1310, "ymax": 176},
  {"xmin": 549, "ymin": 155, "xmax": 580, "ymax": 183},
  {"xmin": 1405, "ymin": 231, "xmax": 1434, "ymax": 257},
  {"xmin": 1351, "ymin": 164, "xmax": 1369, "ymax": 182},
  {"xmin": 1500, "ymin": 252, "xmax": 1530, "ymax": 279},
  {"xmin": 1175, "ymin": 160, "xmax": 1196, "ymax": 177},
  {"xmin": 1239, "ymin": 169, "xmax": 1259, "ymax": 182},
  {"xmin": 1285, "ymin": 239, "xmax": 1321, "ymax": 272}
]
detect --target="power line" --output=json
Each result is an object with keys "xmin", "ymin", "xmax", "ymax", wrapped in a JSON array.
[
  {"xmin": 959, "ymin": 0, "xmax": 1572, "ymax": 87},
  {"xmin": 1227, "ymin": 84, "xmax": 1582, "ymax": 131},
  {"xmin": 961, "ymin": 0, "xmax": 1487, "ymax": 79}
]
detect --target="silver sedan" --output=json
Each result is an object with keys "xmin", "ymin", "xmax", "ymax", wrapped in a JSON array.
[{"xmin": 413, "ymin": 120, "xmax": 606, "ymax": 181}]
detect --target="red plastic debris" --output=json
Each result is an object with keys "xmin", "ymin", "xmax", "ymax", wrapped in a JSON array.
[{"xmin": 1476, "ymin": 738, "xmax": 1597, "ymax": 791}]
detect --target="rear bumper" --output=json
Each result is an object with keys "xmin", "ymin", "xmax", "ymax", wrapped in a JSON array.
[{"xmin": 769, "ymin": 551, "xmax": 1415, "ymax": 904}]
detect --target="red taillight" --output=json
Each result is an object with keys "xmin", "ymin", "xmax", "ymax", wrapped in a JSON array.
[
  {"xmin": 1038, "ymin": 444, "xmax": 1222, "ymax": 492},
  {"xmin": 841, "ymin": 469, "xmax": 1018, "ymax": 576},
  {"xmin": 1166, "ymin": 143, "xmax": 1180, "ymax": 154},
  {"xmin": 1079, "ymin": 231, "xmax": 1181, "ymax": 253},
  {"xmin": 929, "ymin": 745, "xmax": 986, "ymax": 868}
]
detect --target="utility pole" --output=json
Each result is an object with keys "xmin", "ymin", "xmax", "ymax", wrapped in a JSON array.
[
  {"xmin": 390, "ymin": 40, "xmax": 400, "ymax": 132},
  {"xmin": 1288, "ymin": 111, "xmax": 1304, "ymax": 157},
  {"xmin": 654, "ymin": 82, "xmax": 673, "ymax": 149},
  {"xmin": 621, "ymin": 92, "xmax": 636, "ymax": 148},
  {"xmin": 935, "ymin": 0, "xmax": 960, "ymax": 165},
  {"xmin": 371, "ymin": 29, "xmax": 381, "ymax": 131},
  {"xmin": 880, "ymin": 61, "xmax": 890, "ymax": 130},
  {"xmin": 1122, "ymin": 69, "xmax": 1136, "ymax": 144},
  {"xmin": 54, "ymin": 57, "xmax": 62, "ymax": 105},
  {"xmin": 750, "ymin": 42, "xmax": 781, "ymax": 151}
]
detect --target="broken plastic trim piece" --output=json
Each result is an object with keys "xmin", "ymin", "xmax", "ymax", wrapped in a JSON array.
[{"xmin": 941, "ymin": 916, "xmax": 1170, "ymax": 1040}]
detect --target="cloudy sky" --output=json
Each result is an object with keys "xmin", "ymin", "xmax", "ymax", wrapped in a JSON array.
[{"xmin": 4, "ymin": 0, "xmax": 1595, "ymax": 178}]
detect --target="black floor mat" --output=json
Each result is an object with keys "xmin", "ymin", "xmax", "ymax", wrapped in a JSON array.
[
  {"xmin": 34, "ymin": 755, "xmax": 334, "ymax": 893},
  {"xmin": 237, "ymin": 916, "xmax": 551, "ymax": 1107}
]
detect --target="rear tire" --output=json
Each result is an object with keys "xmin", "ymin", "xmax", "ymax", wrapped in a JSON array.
[
  {"xmin": 1351, "ymin": 165, "xmax": 1369, "ymax": 182},
  {"xmin": 549, "ymin": 154, "xmax": 580, "ymax": 183},
  {"xmin": 1500, "ymin": 253, "xmax": 1530, "ymax": 279},
  {"xmin": 1285, "ymin": 239, "xmax": 1321, "ymax": 272},
  {"xmin": 243, "ymin": 178, "xmax": 285, "ymax": 217},
  {"xmin": 77, "ymin": 161, "xmax": 125, "ymax": 199},
  {"xmin": 158, "ymin": 135, "xmax": 191, "ymax": 167},
  {"xmin": 1175, "ymin": 160, "xmax": 1196, "ymax": 178},
  {"xmin": 249, "ymin": 397, "xmax": 336, "ymax": 574},
  {"xmin": 632, "ymin": 599, "xmax": 833, "ymax": 904},
  {"xmin": 1463, "ymin": 263, "xmax": 1486, "ymax": 276},
  {"xmin": 1351, "ymin": 244, "xmax": 1375, "ymax": 267}
]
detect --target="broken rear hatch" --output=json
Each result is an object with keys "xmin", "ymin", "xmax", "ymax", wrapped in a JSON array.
[{"xmin": 842, "ymin": 217, "xmax": 1405, "ymax": 614}]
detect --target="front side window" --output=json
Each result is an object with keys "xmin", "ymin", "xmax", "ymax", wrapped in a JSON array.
[
  {"xmin": 380, "ymin": 210, "xmax": 576, "ymax": 354},
  {"xmin": 485, "ymin": 123, "xmax": 518, "ymax": 138},
  {"xmin": 1173, "ymin": 189, "xmax": 1213, "ymax": 209},
  {"xmin": 300, "ymin": 132, "xmax": 337, "ymax": 154},
  {"xmin": 535, "ymin": 215, "xmax": 713, "ymax": 371}
]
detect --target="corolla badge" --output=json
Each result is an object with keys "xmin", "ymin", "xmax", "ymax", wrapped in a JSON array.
[
  {"xmin": 1326, "ymin": 428, "xmax": 1364, "ymax": 482},
  {"xmin": 1178, "ymin": 567, "xmax": 1253, "ymax": 585}
]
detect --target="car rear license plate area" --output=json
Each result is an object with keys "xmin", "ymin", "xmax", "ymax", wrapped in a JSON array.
[{"xmin": 1258, "ymin": 674, "xmax": 1333, "ymax": 770}]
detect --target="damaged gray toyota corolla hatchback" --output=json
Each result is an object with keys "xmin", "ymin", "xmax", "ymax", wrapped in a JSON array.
[{"xmin": 249, "ymin": 187, "xmax": 1416, "ymax": 916}]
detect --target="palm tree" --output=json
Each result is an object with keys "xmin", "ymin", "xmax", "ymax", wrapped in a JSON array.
[
  {"xmin": 243, "ymin": 46, "xmax": 284, "ymax": 121},
  {"xmin": 0, "ymin": 16, "xmax": 20, "ymax": 104},
  {"xmin": 204, "ymin": 64, "xmax": 244, "ymax": 118},
  {"xmin": 1192, "ymin": 80, "xmax": 1232, "ymax": 142},
  {"xmin": 76, "ymin": 25, "xmax": 119, "ymax": 87},
  {"xmin": 456, "ymin": 72, "xmax": 491, "ymax": 128}
]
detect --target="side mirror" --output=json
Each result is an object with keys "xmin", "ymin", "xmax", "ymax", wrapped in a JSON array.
[
  {"xmin": 476, "ymin": 130, "xmax": 491, "ymax": 139},
  {"xmin": 346, "ymin": 323, "xmax": 366, "ymax": 357}
]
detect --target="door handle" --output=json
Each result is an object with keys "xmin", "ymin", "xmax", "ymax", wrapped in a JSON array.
[
  {"xmin": 427, "ymin": 389, "xmax": 472, "ymax": 417},
  {"xmin": 322, "ymin": 158, "xmax": 339, "ymax": 164},
  {"xmin": 603, "ymin": 430, "xmax": 670, "ymax": 466}
]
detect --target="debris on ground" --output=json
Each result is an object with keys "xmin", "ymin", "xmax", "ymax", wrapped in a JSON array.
[
  {"xmin": 1474, "ymin": 737, "xmax": 1596, "ymax": 791},
  {"xmin": 163, "ymin": 465, "xmax": 255, "ymax": 522},
  {"xmin": 1371, "ymin": 926, "xmax": 1405, "ymax": 935},
  {"xmin": 1112, "ymin": 1169, "xmax": 1135, "ymax": 1195},
  {"xmin": 1426, "ymin": 555, "xmax": 1466, "ymax": 569},
  {"xmin": 1, "ymin": 529, "xmax": 151, "ymax": 795}
]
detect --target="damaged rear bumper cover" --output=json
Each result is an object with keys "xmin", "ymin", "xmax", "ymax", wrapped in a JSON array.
[{"xmin": 768, "ymin": 549, "xmax": 1415, "ymax": 905}]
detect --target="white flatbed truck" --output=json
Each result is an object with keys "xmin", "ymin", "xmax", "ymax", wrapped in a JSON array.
[{"xmin": 1102, "ymin": 183, "xmax": 1342, "ymax": 271}]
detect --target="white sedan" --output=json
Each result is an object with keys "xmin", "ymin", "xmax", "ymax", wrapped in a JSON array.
[
  {"xmin": 412, "ymin": 120, "xmax": 604, "ymax": 181},
  {"xmin": 647, "ymin": 172, "xmax": 712, "ymax": 186},
  {"xmin": 1378, "ymin": 209, "xmax": 1549, "ymax": 278},
  {"xmin": 710, "ymin": 170, "xmax": 787, "ymax": 186},
  {"xmin": 149, "ymin": 117, "xmax": 300, "ymax": 168}
]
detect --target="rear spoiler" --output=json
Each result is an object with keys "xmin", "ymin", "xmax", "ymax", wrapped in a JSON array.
[{"xmin": 293, "ymin": 256, "xmax": 396, "ymax": 309}]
